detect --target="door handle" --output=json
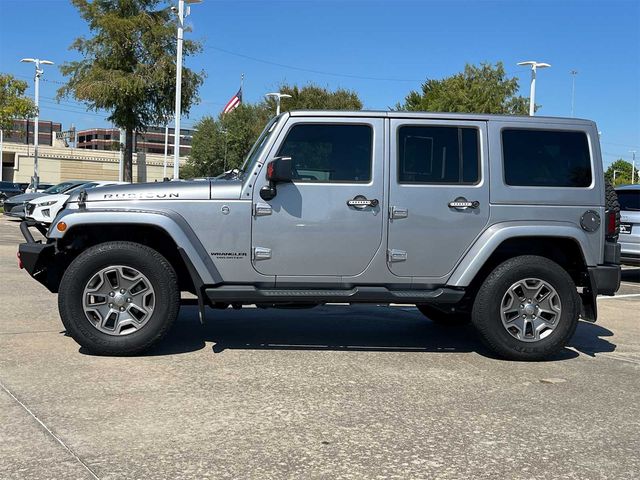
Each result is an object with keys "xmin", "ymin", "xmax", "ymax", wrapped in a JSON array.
[
  {"xmin": 448, "ymin": 197, "xmax": 480, "ymax": 210},
  {"xmin": 347, "ymin": 195, "xmax": 379, "ymax": 209}
]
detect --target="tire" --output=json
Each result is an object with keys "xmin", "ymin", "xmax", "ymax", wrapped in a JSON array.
[
  {"xmin": 416, "ymin": 305, "xmax": 470, "ymax": 325},
  {"xmin": 471, "ymin": 255, "xmax": 580, "ymax": 361},
  {"xmin": 605, "ymin": 181, "xmax": 620, "ymax": 241},
  {"xmin": 58, "ymin": 241, "xmax": 180, "ymax": 356}
]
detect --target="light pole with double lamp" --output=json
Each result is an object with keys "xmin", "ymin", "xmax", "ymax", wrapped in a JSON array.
[
  {"xmin": 20, "ymin": 57, "xmax": 54, "ymax": 189},
  {"xmin": 172, "ymin": 0, "xmax": 202, "ymax": 180},
  {"xmin": 517, "ymin": 60, "xmax": 551, "ymax": 116}
]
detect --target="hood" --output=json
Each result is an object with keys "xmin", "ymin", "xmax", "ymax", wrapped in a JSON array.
[
  {"xmin": 29, "ymin": 193, "xmax": 68, "ymax": 205},
  {"xmin": 5, "ymin": 192, "xmax": 44, "ymax": 203},
  {"xmin": 67, "ymin": 179, "xmax": 243, "ymax": 204}
]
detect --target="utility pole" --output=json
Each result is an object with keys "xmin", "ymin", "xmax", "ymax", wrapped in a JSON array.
[
  {"xmin": 172, "ymin": 0, "xmax": 202, "ymax": 180},
  {"xmin": 163, "ymin": 123, "xmax": 170, "ymax": 180},
  {"xmin": 517, "ymin": 61, "xmax": 551, "ymax": 116},
  {"xmin": 570, "ymin": 70, "xmax": 578, "ymax": 117},
  {"xmin": 118, "ymin": 128, "xmax": 125, "ymax": 182},
  {"xmin": 631, "ymin": 150, "xmax": 637, "ymax": 184},
  {"xmin": 20, "ymin": 57, "xmax": 54, "ymax": 189}
]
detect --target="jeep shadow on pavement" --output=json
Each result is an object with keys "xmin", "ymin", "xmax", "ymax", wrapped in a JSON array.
[{"xmin": 20, "ymin": 111, "xmax": 621, "ymax": 361}]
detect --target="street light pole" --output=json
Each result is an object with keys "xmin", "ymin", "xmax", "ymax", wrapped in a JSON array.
[
  {"xmin": 570, "ymin": 70, "xmax": 578, "ymax": 117},
  {"xmin": 265, "ymin": 92, "xmax": 292, "ymax": 116},
  {"xmin": 20, "ymin": 58, "xmax": 54, "ymax": 189},
  {"xmin": 631, "ymin": 150, "xmax": 637, "ymax": 184},
  {"xmin": 163, "ymin": 123, "xmax": 170, "ymax": 180},
  {"xmin": 517, "ymin": 61, "xmax": 551, "ymax": 116},
  {"xmin": 172, "ymin": 0, "xmax": 202, "ymax": 181}
]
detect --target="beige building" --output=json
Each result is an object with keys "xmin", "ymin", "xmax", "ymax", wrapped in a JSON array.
[{"xmin": 0, "ymin": 140, "xmax": 187, "ymax": 184}]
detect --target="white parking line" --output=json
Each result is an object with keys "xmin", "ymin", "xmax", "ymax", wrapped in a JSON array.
[{"xmin": 599, "ymin": 293, "xmax": 640, "ymax": 300}]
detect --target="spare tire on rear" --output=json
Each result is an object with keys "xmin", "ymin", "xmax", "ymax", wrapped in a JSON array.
[{"xmin": 605, "ymin": 181, "xmax": 620, "ymax": 242}]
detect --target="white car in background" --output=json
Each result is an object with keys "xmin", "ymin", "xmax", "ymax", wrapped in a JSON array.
[{"xmin": 25, "ymin": 181, "xmax": 128, "ymax": 224}]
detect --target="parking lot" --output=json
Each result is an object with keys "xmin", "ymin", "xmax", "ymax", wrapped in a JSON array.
[{"xmin": 0, "ymin": 216, "xmax": 638, "ymax": 480}]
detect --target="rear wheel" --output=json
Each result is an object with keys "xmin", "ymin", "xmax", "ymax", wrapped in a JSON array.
[
  {"xmin": 471, "ymin": 255, "xmax": 579, "ymax": 361},
  {"xmin": 58, "ymin": 241, "xmax": 180, "ymax": 355}
]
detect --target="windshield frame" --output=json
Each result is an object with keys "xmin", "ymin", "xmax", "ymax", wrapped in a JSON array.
[{"xmin": 240, "ymin": 115, "xmax": 281, "ymax": 180}]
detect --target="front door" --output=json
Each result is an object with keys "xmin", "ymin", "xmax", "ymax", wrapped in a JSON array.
[
  {"xmin": 252, "ymin": 117, "xmax": 385, "ymax": 277},
  {"xmin": 387, "ymin": 119, "xmax": 490, "ymax": 279}
]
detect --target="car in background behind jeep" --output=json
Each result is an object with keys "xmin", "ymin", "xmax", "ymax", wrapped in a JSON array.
[
  {"xmin": 0, "ymin": 181, "xmax": 23, "ymax": 206},
  {"xmin": 616, "ymin": 184, "xmax": 640, "ymax": 265},
  {"xmin": 3, "ymin": 180, "xmax": 88, "ymax": 219}
]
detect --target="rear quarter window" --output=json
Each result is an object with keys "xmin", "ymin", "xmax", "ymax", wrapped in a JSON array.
[{"xmin": 502, "ymin": 129, "xmax": 592, "ymax": 187}]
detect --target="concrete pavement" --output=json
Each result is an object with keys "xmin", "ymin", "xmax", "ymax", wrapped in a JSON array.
[{"xmin": 1, "ymin": 216, "xmax": 638, "ymax": 479}]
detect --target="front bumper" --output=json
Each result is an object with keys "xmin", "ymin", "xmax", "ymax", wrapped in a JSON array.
[{"xmin": 18, "ymin": 221, "xmax": 58, "ymax": 292}]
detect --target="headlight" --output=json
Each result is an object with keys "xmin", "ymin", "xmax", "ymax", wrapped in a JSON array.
[{"xmin": 38, "ymin": 200, "xmax": 57, "ymax": 207}]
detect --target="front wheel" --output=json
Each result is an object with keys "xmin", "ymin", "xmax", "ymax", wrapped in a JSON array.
[
  {"xmin": 471, "ymin": 255, "xmax": 580, "ymax": 361},
  {"xmin": 58, "ymin": 241, "xmax": 180, "ymax": 355}
]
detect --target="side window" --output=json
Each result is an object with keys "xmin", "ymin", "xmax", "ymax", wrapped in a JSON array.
[
  {"xmin": 502, "ymin": 129, "xmax": 592, "ymax": 187},
  {"xmin": 397, "ymin": 126, "xmax": 479, "ymax": 184},
  {"xmin": 277, "ymin": 124, "xmax": 373, "ymax": 182}
]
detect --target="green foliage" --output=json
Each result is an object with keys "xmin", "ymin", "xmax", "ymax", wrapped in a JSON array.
[
  {"xmin": 605, "ymin": 159, "xmax": 634, "ymax": 186},
  {"xmin": 398, "ymin": 62, "xmax": 530, "ymax": 115},
  {"xmin": 269, "ymin": 84, "xmax": 363, "ymax": 112},
  {"xmin": 183, "ymin": 83, "xmax": 363, "ymax": 178},
  {"xmin": 57, "ymin": 0, "xmax": 205, "ymax": 181},
  {"xmin": 0, "ymin": 74, "xmax": 37, "ymax": 133}
]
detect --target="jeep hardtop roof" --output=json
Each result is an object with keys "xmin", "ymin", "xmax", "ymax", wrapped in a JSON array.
[{"xmin": 286, "ymin": 110, "xmax": 595, "ymax": 126}]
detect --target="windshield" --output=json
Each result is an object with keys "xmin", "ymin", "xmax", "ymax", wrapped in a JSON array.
[
  {"xmin": 240, "ymin": 115, "xmax": 280, "ymax": 178},
  {"xmin": 43, "ymin": 181, "xmax": 81, "ymax": 195},
  {"xmin": 66, "ymin": 183, "xmax": 99, "ymax": 195},
  {"xmin": 618, "ymin": 190, "xmax": 640, "ymax": 211}
]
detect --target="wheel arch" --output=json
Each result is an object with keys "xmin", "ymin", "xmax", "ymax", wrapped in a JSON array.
[
  {"xmin": 49, "ymin": 210, "xmax": 221, "ymax": 292},
  {"xmin": 449, "ymin": 223, "xmax": 594, "ymax": 289}
]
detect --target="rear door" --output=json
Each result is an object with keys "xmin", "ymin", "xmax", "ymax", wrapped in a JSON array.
[{"xmin": 387, "ymin": 119, "xmax": 490, "ymax": 278}]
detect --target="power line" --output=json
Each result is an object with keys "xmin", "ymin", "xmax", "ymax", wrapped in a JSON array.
[{"xmin": 206, "ymin": 45, "xmax": 422, "ymax": 83}]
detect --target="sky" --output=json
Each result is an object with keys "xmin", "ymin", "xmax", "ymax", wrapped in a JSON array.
[{"xmin": 0, "ymin": 0, "xmax": 638, "ymax": 167}]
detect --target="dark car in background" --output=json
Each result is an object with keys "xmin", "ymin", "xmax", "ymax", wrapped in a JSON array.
[
  {"xmin": 616, "ymin": 185, "xmax": 640, "ymax": 265},
  {"xmin": 0, "ymin": 181, "xmax": 24, "ymax": 207},
  {"xmin": 3, "ymin": 180, "xmax": 89, "ymax": 219}
]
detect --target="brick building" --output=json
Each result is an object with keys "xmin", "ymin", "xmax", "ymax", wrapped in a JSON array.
[{"xmin": 77, "ymin": 126, "xmax": 193, "ymax": 156}]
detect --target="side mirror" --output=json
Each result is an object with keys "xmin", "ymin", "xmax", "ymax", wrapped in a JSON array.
[
  {"xmin": 266, "ymin": 156, "xmax": 293, "ymax": 183},
  {"xmin": 260, "ymin": 156, "xmax": 293, "ymax": 201}
]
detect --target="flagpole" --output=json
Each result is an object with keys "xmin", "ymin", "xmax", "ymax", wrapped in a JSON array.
[{"xmin": 240, "ymin": 73, "xmax": 244, "ymax": 95}]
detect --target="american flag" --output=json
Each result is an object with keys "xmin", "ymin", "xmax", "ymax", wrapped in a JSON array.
[{"xmin": 222, "ymin": 88, "xmax": 242, "ymax": 114}]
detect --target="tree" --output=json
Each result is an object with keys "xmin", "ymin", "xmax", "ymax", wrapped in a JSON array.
[
  {"xmin": 268, "ymin": 83, "xmax": 363, "ymax": 112},
  {"xmin": 0, "ymin": 74, "xmax": 37, "ymax": 133},
  {"xmin": 184, "ymin": 83, "xmax": 363, "ymax": 178},
  {"xmin": 605, "ymin": 159, "xmax": 634, "ymax": 186},
  {"xmin": 57, "ymin": 0, "xmax": 205, "ymax": 181},
  {"xmin": 398, "ymin": 62, "xmax": 530, "ymax": 115}
]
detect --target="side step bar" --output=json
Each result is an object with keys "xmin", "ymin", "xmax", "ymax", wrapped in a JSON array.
[{"xmin": 204, "ymin": 285, "xmax": 465, "ymax": 305}]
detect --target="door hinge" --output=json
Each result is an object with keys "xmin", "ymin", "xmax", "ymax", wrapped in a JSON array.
[
  {"xmin": 389, "ymin": 206, "xmax": 409, "ymax": 219},
  {"xmin": 253, "ymin": 247, "xmax": 272, "ymax": 260},
  {"xmin": 253, "ymin": 202, "xmax": 272, "ymax": 217},
  {"xmin": 387, "ymin": 249, "xmax": 407, "ymax": 262}
]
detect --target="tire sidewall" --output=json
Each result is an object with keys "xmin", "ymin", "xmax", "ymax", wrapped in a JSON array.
[
  {"xmin": 59, "ymin": 242, "xmax": 179, "ymax": 354},
  {"xmin": 472, "ymin": 256, "xmax": 579, "ymax": 360}
]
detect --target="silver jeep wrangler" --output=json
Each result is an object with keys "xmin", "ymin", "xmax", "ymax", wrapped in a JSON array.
[{"xmin": 18, "ymin": 111, "xmax": 621, "ymax": 360}]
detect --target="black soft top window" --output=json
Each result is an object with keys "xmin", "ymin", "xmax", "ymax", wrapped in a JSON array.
[{"xmin": 502, "ymin": 129, "xmax": 592, "ymax": 187}]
